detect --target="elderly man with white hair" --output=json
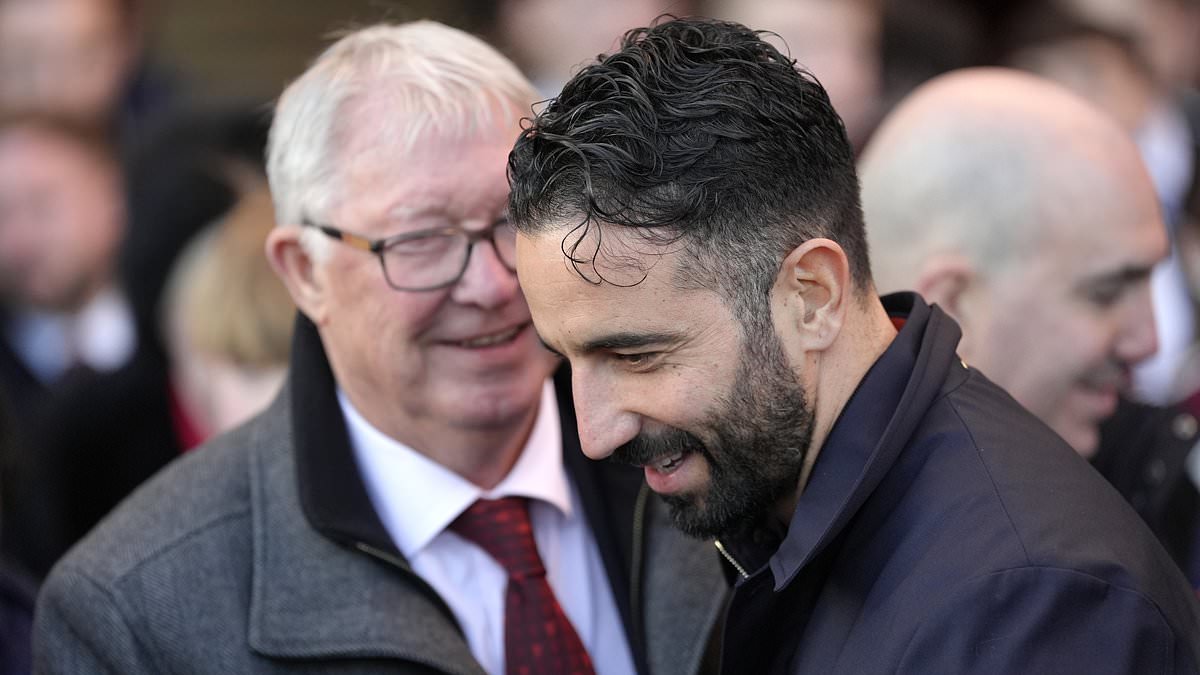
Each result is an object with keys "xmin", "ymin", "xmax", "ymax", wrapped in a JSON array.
[{"xmin": 32, "ymin": 21, "xmax": 726, "ymax": 674}]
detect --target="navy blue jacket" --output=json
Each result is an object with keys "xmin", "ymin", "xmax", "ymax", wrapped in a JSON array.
[{"xmin": 717, "ymin": 293, "xmax": 1200, "ymax": 674}]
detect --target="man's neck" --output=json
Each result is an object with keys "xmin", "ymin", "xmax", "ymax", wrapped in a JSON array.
[{"xmin": 776, "ymin": 296, "xmax": 899, "ymax": 524}]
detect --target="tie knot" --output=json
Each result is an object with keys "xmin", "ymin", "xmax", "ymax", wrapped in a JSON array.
[{"xmin": 451, "ymin": 497, "xmax": 546, "ymax": 579}]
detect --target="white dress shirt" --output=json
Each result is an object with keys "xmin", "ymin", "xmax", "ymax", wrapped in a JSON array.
[
  {"xmin": 5, "ymin": 286, "xmax": 137, "ymax": 383},
  {"xmin": 340, "ymin": 381, "xmax": 637, "ymax": 675}
]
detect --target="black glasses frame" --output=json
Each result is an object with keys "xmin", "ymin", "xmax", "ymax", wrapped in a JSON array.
[{"xmin": 301, "ymin": 219, "xmax": 517, "ymax": 291}]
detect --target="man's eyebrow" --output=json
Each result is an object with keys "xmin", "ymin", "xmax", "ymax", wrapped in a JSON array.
[
  {"xmin": 1083, "ymin": 263, "xmax": 1156, "ymax": 288},
  {"xmin": 580, "ymin": 331, "xmax": 685, "ymax": 353}
]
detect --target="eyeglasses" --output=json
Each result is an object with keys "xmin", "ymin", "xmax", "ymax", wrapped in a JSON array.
[{"xmin": 301, "ymin": 218, "xmax": 518, "ymax": 291}]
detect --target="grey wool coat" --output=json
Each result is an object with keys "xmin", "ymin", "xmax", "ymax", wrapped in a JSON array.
[{"xmin": 33, "ymin": 316, "xmax": 728, "ymax": 674}]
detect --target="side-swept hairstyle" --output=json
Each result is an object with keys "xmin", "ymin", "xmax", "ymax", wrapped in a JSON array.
[
  {"xmin": 508, "ymin": 17, "xmax": 871, "ymax": 319},
  {"xmin": 266, "ymin": 20, "xmax": 538, "ymax": 252}
]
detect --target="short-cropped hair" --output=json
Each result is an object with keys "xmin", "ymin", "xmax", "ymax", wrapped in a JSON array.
[
  {"xmin": 267, "ymin": 20, "xmax": 538, "ymax": 230},
  {"xmin": 508, "ymin": 17, "xmax": 871, "ymax": 318}
]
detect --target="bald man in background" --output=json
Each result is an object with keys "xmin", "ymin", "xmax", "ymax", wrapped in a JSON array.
[{"xmin": 861, "ymin": 67, "xmax": 1200, "ymax": 583}]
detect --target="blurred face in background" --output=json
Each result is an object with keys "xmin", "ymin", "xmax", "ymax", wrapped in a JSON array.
[
  {"xmin": 0, "ymin": 123, "xmax": 124, "ymax": 311},
  {"xmin": 0, "ymin": 0, "xmax": 135, "ymax": 125},
  {"xmin": 1008, "ymin": 35, "xmax": 1154, "ymax": 134},
  {"xmin": 164, "ymin": 189, "xmax": 293, "ymax": 443},
  {"xmin": 861, "ymin": 69, "xmax": 1166, "ymax": 457},
  {"xmin": 961, "ymin": 174, "xmax": 1165, "ymax": 456},
  {"xmin": 709, "ymin": 0, "xmax": 882, "ymax": 149},
  {"xmin": 494, "ymin": 0, "xmax": 679, "ymax": 96},
  {"xmin": 1063, "ymin": 0, "xmax": 1200, "ymax": 89}
]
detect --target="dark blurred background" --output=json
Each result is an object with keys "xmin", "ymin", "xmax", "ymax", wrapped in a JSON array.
[{"xmin": 150, "ymin": 1, "xmax": 464, "ymax": 104}]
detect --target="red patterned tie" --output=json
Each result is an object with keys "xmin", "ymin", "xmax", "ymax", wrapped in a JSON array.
[{"xmin": 450, "ymin": 497, "xmax": 596, "ymax": 675}]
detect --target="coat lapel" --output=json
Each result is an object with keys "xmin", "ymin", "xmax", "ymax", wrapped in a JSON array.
[
  {"xmin": 244, "ymin": 316, "xmax": 726, "ymax": 674},
  {"xmin": 641, "ymin": 489, "xmax": 728, "ymax": 675},
  {"xmin": 243, "ymin": 390, "xmax": 485, "ymax": 674}
]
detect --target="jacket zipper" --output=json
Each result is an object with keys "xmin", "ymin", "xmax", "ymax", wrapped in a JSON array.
[{"xmin": 714, "ymin": 539, "xmax": 750, "ymax": 579}]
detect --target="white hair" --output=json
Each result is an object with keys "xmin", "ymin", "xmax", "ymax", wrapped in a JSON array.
[
  {"xmin": 298, "ymin": 224, "xmax": 333, "ymax": 263},
  {"xmin": 266, "ymin": 21, "xmax": 538, "ymax": 232}
]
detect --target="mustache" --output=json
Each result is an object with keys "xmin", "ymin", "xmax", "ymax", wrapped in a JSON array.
[{"xmin": 611, "ymin": 427, "xmax": 708, "ymax": 466}]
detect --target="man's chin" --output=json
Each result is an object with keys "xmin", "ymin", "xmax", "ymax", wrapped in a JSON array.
[
  {"xmin": 1054, "ymin": 421, "xmax": 1101, "ymax": 458},
  {"xmin": 1054, "ymin": 389, "xmax": 1119, "ymax": 458},
  {"xmin": 661, "ymin": 492, "xmax": 751, "ymax": 541},
  {"xmin": 443, "ymin": 380, "xmax": 544, "ymax": 431}
]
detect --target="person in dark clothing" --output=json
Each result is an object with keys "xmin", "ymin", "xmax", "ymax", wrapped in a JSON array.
[
  {"xmin": 119, "ymin": 104, "xmax": 271, "ymax": 353},
  {"xmin": 0, "ymin": 0, "xmax": 176, "ymax": 147},
  {"xmin": 0, "ymin": 400, "xmax": 33, "ymax": 675},
  {"xmin": 508, "ymin": 17, "xmax": 1200, "ymax": 673},
  {"xmin": 0, "ymin": 113, "xmax": 179, "ymax": 579},
  {"xmin": 1095, "ymin": 398, "xmax": 1200, "ymax": 585},
  {"xmin": 0, "ymin": 559, "xmax": 32, "ymax": 675},
  {"xmin": 0, "ymin": 105, "xmax": 270, "ymax": 578}
]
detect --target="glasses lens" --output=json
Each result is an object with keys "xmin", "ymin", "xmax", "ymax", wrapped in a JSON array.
[
  {"xmin": 381, "ymin": 230, "xmax": 468, "ymax": 289},
  {"xmin": 492, "ymin": 220, "xmax": 518, "ymax": 270}
]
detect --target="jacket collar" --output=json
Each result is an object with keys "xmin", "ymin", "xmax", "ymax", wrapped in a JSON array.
[
  {"xmin": 762, "ymin": 292, "xmax": 966, "ymax": 590},
  {"xmin": 249, "ymin": 314, "xmax": 652, "ymax": 673},
  {"xmin": 241, "ymin": 316, "xmax": 480, "ymax": 671},
  {"xmin": 245, "ymin": 389, "xmax": 483, "ymax": 673},
  {"xmin": 288, "ymin": 313, "xmax": 398, "ymax": 555}
]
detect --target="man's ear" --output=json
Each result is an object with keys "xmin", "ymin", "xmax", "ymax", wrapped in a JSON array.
[
  {"xmin": 912, "ymin": 254, "xmax": 974, "ymax": 322},
  {"xmin": 772, "ymin": 238, "xmax": 851, "ymax": 352},
  {"xmin": 265, "ymin": 226, "xmax": 329, "ymax": 325}
]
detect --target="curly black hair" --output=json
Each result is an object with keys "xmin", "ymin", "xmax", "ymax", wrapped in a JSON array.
[{"xmin": 508, "ymin": 16, "xmax": 872, "ymax": 319}]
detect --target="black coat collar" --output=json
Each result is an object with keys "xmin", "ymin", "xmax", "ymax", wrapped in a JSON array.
[
  {"xmin": 285, "ymin": 313, "xmax": 648, "ymax": 671},
  {"xmin": 289, "ymin": 313, "xmax": 395, "ymax": 555}
]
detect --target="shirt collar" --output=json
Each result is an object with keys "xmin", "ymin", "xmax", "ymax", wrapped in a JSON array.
[
  {"xmin": 5, "ymin": 286, "xmax": 136, "ymax": 382},
  {"xmin": 340, "ymin": 380, "xmax": 569, "ymax": 559}
]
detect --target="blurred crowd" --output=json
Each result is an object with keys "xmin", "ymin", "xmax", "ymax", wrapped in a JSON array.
[{"xmin": 0, "ymin": 0, "xmax": 1198, "ymax": 671}]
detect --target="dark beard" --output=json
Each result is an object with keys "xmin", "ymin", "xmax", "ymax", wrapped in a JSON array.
[{"xmin": 612, "ymin": 320, "xmax": 813, "ymax": 540}]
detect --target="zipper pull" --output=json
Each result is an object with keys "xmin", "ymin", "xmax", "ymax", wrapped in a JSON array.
[{"xmin": 714, "ymin": 539, "xmax": 750, "ymax": 580}]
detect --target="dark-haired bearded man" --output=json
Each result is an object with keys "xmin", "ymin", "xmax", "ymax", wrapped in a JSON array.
[{"xmin": 508, "ymin": 16, "xmax": 1200, "ymax": 675}]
